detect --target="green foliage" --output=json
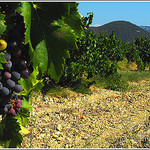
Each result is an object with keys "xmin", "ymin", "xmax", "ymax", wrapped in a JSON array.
[
  {"xmin": 59, "ymin": 14, "xmax": 125, "ymax": 86},
  {"xmin": 104, "ymin": 73, "xmax": 129, "ymax": 91},
  {"xmin": 125, "ymin": 36, "xmax": 150, "ymax": 71},
  {"xmin": 82, "ymin": 12, "xmax": 93, "ymax": 29},
  {"xmin": 0, "ymin": 13, "xmax": 6, "ymax": 34},
  {"xmin": 20, "ymin": 2, "xmax": 83, "ymax": 82},
  {"xmin": 125, "ymin": 42, "xmax": 140, "ymax": 63},
  {"xmin": 134, "ymin": 36, "xmax": 150, "ymax": 70},
  {"xmin": 0, "ymin": 115, "xmax": 23, "ymax": 148},
  {"xmin": 0, "ymin": 52, "xmax": 7, "ymax": 69}
]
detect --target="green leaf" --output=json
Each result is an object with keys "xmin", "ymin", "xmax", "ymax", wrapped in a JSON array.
[
  {"xmin": 20, "ymin": 2, "xmax": 82, "ymax": 82},
  {"xmin": 0, "ymin": 52, "xmax": 7, "ymax": 63},
  {"xmin": 20, "ymin": 2, "xmax": 31, "ymax": 44},
  {"xmin": 0, "ymin": 13, "xmax": 6, "ymax": 34},
  {"xmin": 19, "ymin": 125, "xmax": 30, "ymax": 134},
  {"xmin": 0, "ymin": 63, "xmax": 3, "ymax": 69},
  {"xmin": 0, "ymin": 52, "xmax": 7, "ymax": 69},
  {"xmin": 15, "ymin": 97, "xmax": 32, "ymax": 127},
  {"xmin": 20, "ymin": 2, "xmax": 34, "ymax": 60},
  {"xmin": 18, "ymin": 67, "xmax": 44, "ymax": 96},
  {"xmin": 8, "ymin": 132, "xmax": 23, "ymax": 148},
  {"xmin": 0, "ymin": 115, "xmax": 23, "ymax": 148},
  {"xmin": 21, "ymin": 97, "xmax": 32, "ymax": 111},
  {"xmin": 64, "ymin": 3, "xmax": 83, "ymax": 37}
]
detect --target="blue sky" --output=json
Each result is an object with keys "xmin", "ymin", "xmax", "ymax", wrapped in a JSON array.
[{"xmin": 77, "ymin": 2, "xmax": 150, "ymax": 27}]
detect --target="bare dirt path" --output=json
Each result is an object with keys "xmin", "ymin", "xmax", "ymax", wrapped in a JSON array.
[{"xmin": 21, "ymin": 79, "xmax": 150, "ymax": 148}]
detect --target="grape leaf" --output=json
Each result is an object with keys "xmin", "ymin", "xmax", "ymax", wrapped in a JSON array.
[
  {"xmin": 0, "ymin": 52, "xmax": 7, "ymax": 69},
  {"xmin": 19, "ymin": 125, "xmax": 30, "ymax": 134},
  {"xmin": 20, "ymin": 2, "xmax": 34, "ymax": 60},
  {"xmin": 64, "ymin": 2, "xmax": 83, "ymax": 37},
  {"xmin": 20, "ymin": 2, "xmax": 31, "ymax": 44},
  {"xmin": 0, "ymin": 115, "xmax": 22, "ymax": 148},
  {"xmin": 15, "ymin": 97, "xmax": 32, "ymax": 127},
  {"xmin": 20, "ymin": 2, "xmax": 82, "ymax": 82},
  {"xmin": 0, "ymin": 13, "xmax": 6, "ymax": 34},
  {"xmin": 8, "ymin": 132, "xmax": 23, "ymax": 148},
  {"xmin": 0, "ymin": 52, "xmax": 7, "ymax": 63},
  {"xmin": 0, "ymin": 63, "xmax": 3, "ymax": 69}
]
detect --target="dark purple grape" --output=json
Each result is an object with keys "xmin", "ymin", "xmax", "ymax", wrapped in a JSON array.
[
  {"xmin": 15, "ymin": 99, "xmax": 22, "ymax": 105},
  {"xmin": 6, "ymin": 79, "xmax": 15, "ymax": 89},
  {"xmin": 21, "ymin": 68, "xmax": 30, "ymax": 79},
  {"xmin": 14, "ymin": 102, "xmax": 22, "ymax": 112},
  {"xmin": 15, "ymin": 103, "xmax": 21, "ymax": 108},
  {"xmin": 9, "ymin": 41, "xmax": 18, "ymax": 49},
  {"xmin": 3, "ymin": 61, "xmax": 12, "ymax": 71},
  {"xmin": 9, "ymin": 108, "xmax": 17, "ymax": 116},
  {"xmin": 0, "ymin": 82, "xmax": 2, "ymax": 90},
  {"xmin": 1, "ymin": 87, "xmax": 9, "ymax": 96},
  {"xmin": 4, "ymin": 72, "xmax": 11, "ymax": 79},
  {"xmin": 4, "ymin": 103, "xmax": 11, "ymax": 112},
  {"xmin": 13, "ymin": 84, "xmax": 22, "ymax": 93},
  {"xmin": 19, "ymin": 59, "xmax": 28, "ymax": 70},
  {"xmin": 3, "ymin": 52, "xmax": 11, "ymax": 61},
  {"xmin": 12, "ymin": 71, "xmax": 20, "ymax": 81}
]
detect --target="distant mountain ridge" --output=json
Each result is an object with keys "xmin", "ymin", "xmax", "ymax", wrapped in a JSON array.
[
  {"xmin": 140, "ymin": 26, "xmax": 150, "ymax": 31},
  {"xmin": 88, "ymin": 21, "xmax": 150, "ymax": 43}
]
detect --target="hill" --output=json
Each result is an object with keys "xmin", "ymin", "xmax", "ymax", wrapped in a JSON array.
[{"xmin": 88, "ymin": 21, "xmax": 150, "ymax": 43}]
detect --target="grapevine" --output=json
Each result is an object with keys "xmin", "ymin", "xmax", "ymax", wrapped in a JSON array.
[{"xmin": 0, "ymin": 2, "xmax": 83, "ymax": 148}]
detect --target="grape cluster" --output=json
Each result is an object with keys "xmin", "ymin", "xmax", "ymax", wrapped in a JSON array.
[
  {"xmin": 0, "ymin": 48, "xmax": 23, "ymax": 116},
  {"xmin": 0, "ymin": 12, "xmax": 33, "ymax": 116}
]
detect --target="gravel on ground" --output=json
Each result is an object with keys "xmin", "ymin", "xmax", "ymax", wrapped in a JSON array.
[{"xmin": 21, "ymin": 79, "xmax": 150, "ymax": 148}]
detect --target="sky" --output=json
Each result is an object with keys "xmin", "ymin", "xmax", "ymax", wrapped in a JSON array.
[{"xmin": 77, "ymin": 1, "xmax": 150, "ymax": 27}]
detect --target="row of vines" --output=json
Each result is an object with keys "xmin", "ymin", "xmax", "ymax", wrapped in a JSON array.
[
  {"xmin": 59, "ymin": 12, "xmax": 150, "ymax": 88},
  {"xmin": 0, "ymin": 2, "xmax": 150, "ymax": 148}
]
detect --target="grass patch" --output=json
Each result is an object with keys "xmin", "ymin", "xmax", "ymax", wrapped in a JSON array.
[
  {"xmin": 70, "ymin": 78, "xmax": 93, "ymax": 94},
  {"xmin": 42, "ymin": 69, "xmax": 150, "ymax": 96},
  {"xmin": 46, "ymin": 87, "xmax": 77, "ymax": 98},
  {"xmin": 93, "ymin": 73, "xmax": 129, "ymax": 91},
  {"xmin": 119, "ymin": 70, "xmax": 150, "ymax": 82},
  {"xmin": 93, "ymin": 70, "xmax": 150, "ymax": 92}
]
